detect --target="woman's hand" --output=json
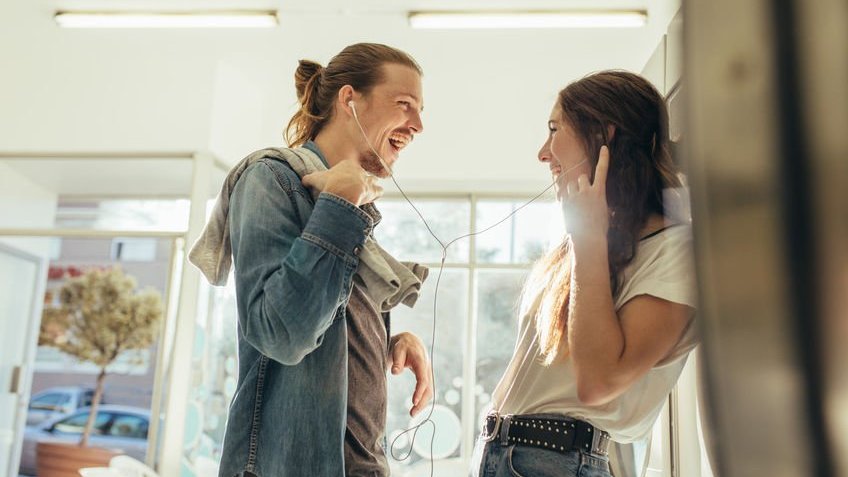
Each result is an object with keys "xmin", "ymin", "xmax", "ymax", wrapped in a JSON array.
[
  {"xmin": 302, "ymin": 159, "xmax": 383, "ymax": 206},
  {"xmin": 562, "ymin": 145, "xmax": 610, "ymax": 242}
]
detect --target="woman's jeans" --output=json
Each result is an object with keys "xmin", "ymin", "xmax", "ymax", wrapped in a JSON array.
[{"xmin": 470, "ymin": 424, "xmax": 613, "ymax": 477}]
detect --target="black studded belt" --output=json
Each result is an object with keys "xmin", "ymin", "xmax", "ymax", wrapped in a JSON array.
[{"xmin": 483, "ymin": 413, "xmax": 611, "ymax": 457}]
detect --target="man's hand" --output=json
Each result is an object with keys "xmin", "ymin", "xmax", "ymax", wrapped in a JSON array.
[
  {"xmin": 302, "ymin": 159, "xmax": 383, "ymax": 206},
  {"xmin": 388, "ymin": 332, "xmax": 433, "ymax": 417}
]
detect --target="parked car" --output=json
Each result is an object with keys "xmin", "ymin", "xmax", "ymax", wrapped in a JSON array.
[
  {"xmin": 18, "ymin": 404, "xmax": 150, "ymax": 476},
  {"xmin": 26, "ymin": 386, "xmax": 95, "ymax": 426}
]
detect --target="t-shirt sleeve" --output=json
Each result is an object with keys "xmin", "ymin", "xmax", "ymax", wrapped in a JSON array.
[
  {"xmin": 617, "ymin": 228, "xmax": 699, "ymax": 366},
  {"xmin": 620, "ymin": 229, "xmax": 698, "ymax": 310}
]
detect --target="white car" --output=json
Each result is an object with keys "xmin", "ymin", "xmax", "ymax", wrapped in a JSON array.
[
  {"xmin": 18, "ymin": 404, "xmax": 150, "ymax": 476},
  {"xmin": 26, "ymin": 386, "xmax": 95, "ymax": 426}
]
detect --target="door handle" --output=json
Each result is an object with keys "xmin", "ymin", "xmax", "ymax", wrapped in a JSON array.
[{"xmin": 9, "ymin": 365, "xmax": 21, "ymax": 394}]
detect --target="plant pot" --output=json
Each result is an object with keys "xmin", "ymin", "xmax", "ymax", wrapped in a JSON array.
[{"xmin": 36, "ymin": 441, "xmax": 122, "ymax": 477}]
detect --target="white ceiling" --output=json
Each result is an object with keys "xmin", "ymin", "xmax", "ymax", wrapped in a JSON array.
[{"xmin": 0, "ymin": 0, "xmax": 680, "ymax": 197}]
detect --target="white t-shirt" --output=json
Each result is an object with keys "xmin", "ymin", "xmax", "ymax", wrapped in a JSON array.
[{"xmin": 490, "ymin": 224, "xmax": 698, "ymax": 443}]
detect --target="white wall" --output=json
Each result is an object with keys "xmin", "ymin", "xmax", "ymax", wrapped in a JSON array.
[
  {"xmin": 0, "ymin": 162, "xmax": 57, "ymax": 257},
  {"xmin": 0, "ymin": 0, "xmax": 682, "ymax": 193},
  {"xmin": 0, "ymin": 0, "xmax": 217, "ymax": 153}
]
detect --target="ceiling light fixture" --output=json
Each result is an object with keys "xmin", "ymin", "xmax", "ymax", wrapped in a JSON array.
[
  {"xmin": 54, "ymin": 11, "xmax": 279, "ymax": 28},
  {"xmin": 408, "ymin": 10, "xmax": 647, "ymax": 29}
]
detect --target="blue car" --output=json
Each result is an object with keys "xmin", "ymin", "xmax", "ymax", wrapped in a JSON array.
[{"xmin": 19, "ymin": 404, "xmax": 150, "ymax": 476}]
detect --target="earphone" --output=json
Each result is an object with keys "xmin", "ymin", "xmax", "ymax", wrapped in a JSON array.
[
  {"xmin": 348, "ymin": 99, "xmax": 395, "ymax": 176},
  {"xmin": 346, "ymin": 96, "xmax": 567, "ymax": 477}
]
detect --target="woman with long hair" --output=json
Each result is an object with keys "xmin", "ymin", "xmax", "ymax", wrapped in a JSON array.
[{"xmin": 473, "ymin": 71, "xmax": 697, "ymax": 477}]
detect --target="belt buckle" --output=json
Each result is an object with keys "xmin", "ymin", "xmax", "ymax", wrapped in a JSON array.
[
  {"xmin": 591, "ymin": 429, "xmax": 610, "ymax": 457},
  {"xmin": 483, "ymin": 414, "xmax": 502, "ymax": 442}
]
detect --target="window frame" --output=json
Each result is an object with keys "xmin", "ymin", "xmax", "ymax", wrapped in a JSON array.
[{"xmin": 380, "ymin": 192, "xmax": 562, "ymax": 468}]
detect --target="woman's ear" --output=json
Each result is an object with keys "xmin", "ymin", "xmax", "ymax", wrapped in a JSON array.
[{"xmin": 596, "ymin": 125, "xmax": 616, "ymax": 146}]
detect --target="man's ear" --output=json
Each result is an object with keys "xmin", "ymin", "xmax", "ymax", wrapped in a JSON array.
[{"xmin": 337, "ymin": 85, "xmax": 356, "ymax": 116}]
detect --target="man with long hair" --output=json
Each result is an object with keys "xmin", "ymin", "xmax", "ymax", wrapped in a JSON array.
[{"xmin": 190, "ymin": 43, "xmax": 433, "ymax": 477}]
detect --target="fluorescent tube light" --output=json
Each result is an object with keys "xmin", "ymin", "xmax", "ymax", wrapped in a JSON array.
[
  {"xmin": 409, "ymin": 11, "xmax": 647, "ymax": 29},
  {"xmin": 54, "ymin": 11, "xmax": 279, "ymax": 28}
]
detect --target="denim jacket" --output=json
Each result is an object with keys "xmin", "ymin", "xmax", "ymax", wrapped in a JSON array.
[{"xmin": 218, "ymin": 144, "xmax": 373, "ymax": 477}]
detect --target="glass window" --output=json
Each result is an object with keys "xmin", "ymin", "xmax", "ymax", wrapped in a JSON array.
[
  {"xmin": 27, "ymin": 231, "xmax": 174, "ymax": 470},
  {"xmin": 54, "ymin": 199, "xmax": 190, "ymax": 232},
  {"xmin": 35, "ymin": 236, "xmax": 171, "ymax": 376},
  {"xmin": 376, "ymin": 199, "xmax": 470, "ymax": 263},
  {"xmin": 475, "ymin": 200, "xmax": 562, "ymax": 264},
  {"xmin": 54, "ymin": 411, "xmax": 111, "ymax": 435},
  {"xmin": 387, "ymin": 269, "xmax": 468, "ymax": 475},
  {"xmin": 108, "ymin": 414, "xmax": 149, "ymax": 439},
  {"xmin": 181, "ymin": 278, "xmax": 239, "ymax": 470},
  {"xmin": 474, "ymin": 270, "xmax": 528, "ymax": 421},
  {"xmin": 111, "ymin": 237, "xmax": 158, "ymax": 262},
  {"xmin": 645, "ymin": 401, "xmax": 670, "ymax": 476}
]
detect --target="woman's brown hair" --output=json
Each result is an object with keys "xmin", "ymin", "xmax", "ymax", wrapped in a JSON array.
[
  {"xmin": 527, "ymin": 70, "xmax": 683, "ymax": 364},
  {"xmin": 285, "ymin": 43, "xmax": 422, "ymax": 147}
]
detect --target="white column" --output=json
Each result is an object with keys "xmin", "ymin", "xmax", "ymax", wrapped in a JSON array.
[{"xmin": 158, "ymin": 151, "xmax": 213, "ymax": 475}]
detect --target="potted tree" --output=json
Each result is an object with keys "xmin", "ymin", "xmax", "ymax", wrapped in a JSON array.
[{"xmin": 36, "ymin": 267, "xmax": 164, "ymax": 477}]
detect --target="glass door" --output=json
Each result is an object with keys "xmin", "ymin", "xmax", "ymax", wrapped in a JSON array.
[{"xmin": 0, "ymin": 243, "xmax": 44, "ymax": 477}]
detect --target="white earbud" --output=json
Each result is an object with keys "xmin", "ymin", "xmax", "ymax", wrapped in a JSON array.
[{"xmin": 346, "ymin": 99, "xmax": 393, "ymax": 176}]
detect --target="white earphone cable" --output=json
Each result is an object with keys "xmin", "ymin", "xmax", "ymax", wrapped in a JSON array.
[{"xmin": 349, "ymin": 102, "xmax": 582, "ymax": 477}]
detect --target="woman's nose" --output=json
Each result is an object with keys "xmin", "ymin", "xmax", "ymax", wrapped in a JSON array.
[{"xmin": 538, "ymin": 142, "xmax": 551, "ymax": 163}]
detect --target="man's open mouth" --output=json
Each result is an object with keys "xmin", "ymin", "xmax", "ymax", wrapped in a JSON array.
[{"xmin": 388, "ymin": 132, "xmax": 411, "ymax": 152}]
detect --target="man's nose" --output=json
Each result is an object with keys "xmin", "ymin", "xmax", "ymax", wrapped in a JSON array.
[{"xmin": 408, "ymin": 111, "xmax": 423, "ymax": 134}]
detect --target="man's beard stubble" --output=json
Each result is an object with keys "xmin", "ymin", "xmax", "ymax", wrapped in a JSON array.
[{"xmin": 361, "ymin": 150, "xmax": 390, "ymax": 178}]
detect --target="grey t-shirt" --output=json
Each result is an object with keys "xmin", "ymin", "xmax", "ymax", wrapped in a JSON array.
[{"xmin": 344, "ymin": 282, "xmax": 391, "ymax": 476}]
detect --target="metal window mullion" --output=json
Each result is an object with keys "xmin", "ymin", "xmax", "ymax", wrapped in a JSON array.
[
  {"xmin": 509, "ymin": 203, "xmax": 517, "ymax": 263},
  {"xmin": 419, "ymin": 262, "xmax": 536, "ymax": 270},
  {"xmin": 145, "ymin": 237, "xmax": 183, "ymax": 467},
  {"xmin": 460, "ymin": 194, "xmax": 478, "ymax": 461},
  {"xmin": 669, "ymin": 388, "xmax": 680, "ymax": 477},
  {"xmin": 383, "ymin": 191, "xmax": 556, "ymax": 201},
  {"xmin": 0, "ymin": 228, "xmax": 184, "ymax": 238}
]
